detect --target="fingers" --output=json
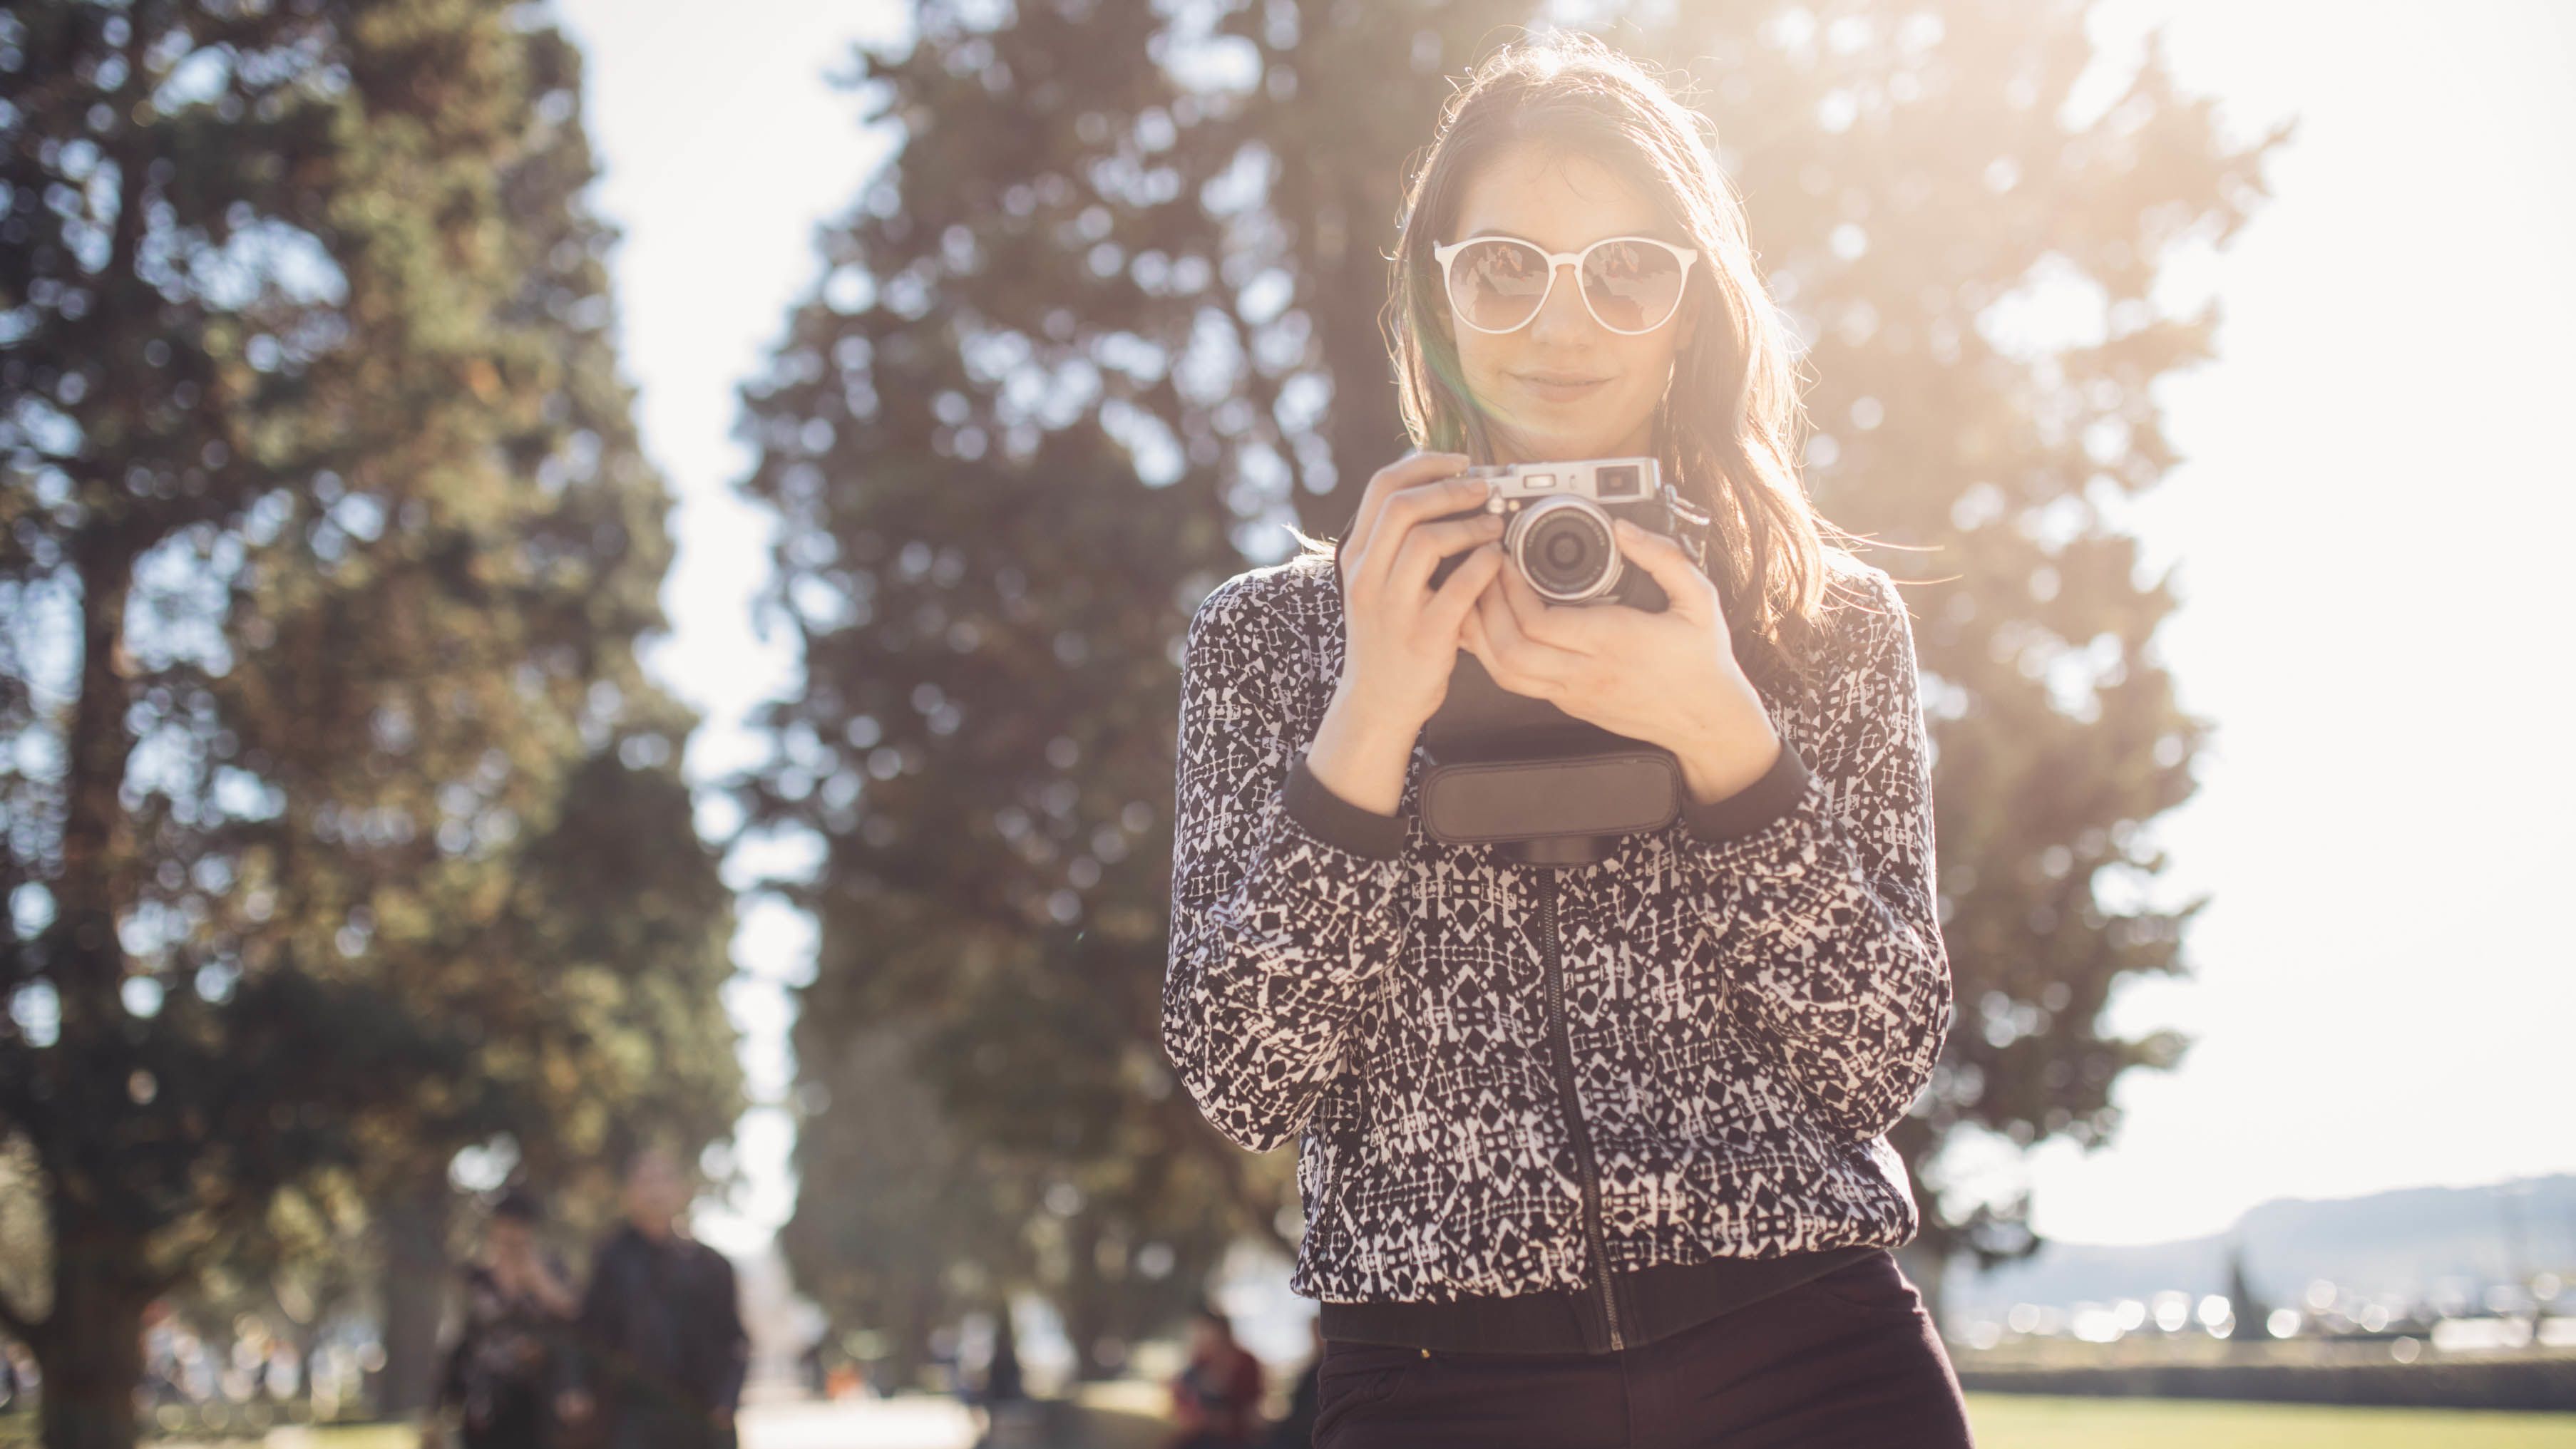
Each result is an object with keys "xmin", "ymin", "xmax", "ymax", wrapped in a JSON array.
[
  {"xmin": 1348, "ymin": 472, "xmax": 1493, "ymax": 597},
  {"xmin": 1386, "ymin": 512, "xmax": 1506, "ymax": 601},
  {"xmin": 1611, "ymin": 517, "xmax": 1718, "ymax": 622},
  {"xmin": 1475, "ymin": 577, "xmax": 1584, "ymax": 696},
  {"xmin": 1492, "ymin": 550, "xmax": 1606, "ymax": 654},
  {"xmin": 1345, "ymin": 450, "xmax": 1470, "ymax": 569},
  {"xmin": 1462, "ymin": 600, "xmax": 1572, "ymax": 702},
  {"xmin": 1422, "ymin": 540, "xmax": 1504, "ymax": 639}
]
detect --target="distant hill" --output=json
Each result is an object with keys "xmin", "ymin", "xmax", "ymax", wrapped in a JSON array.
[{"xmin": 1944, "ymin": 1174, "xmax": 2576, "ymax": 1318}]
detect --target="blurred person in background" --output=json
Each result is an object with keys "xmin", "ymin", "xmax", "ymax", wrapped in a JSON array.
[
  {"xmin": 985, "ymin": 1310, "xmax": 1025, "ymax": 1406},
  {"xmin": 558, "ymin": 1145, "xmax": 747, "ymax": 1449},
  {"xmin": 1161, "ymin": 31, "xmax": 1970, "ymax": 1449},
  {"xmin": 424, "ymin": 1187, "xmax": 580, "ymax": 1449},
  {"xmin": 964, "ymin": 1309, "xmax": 1029, "ymax": 1448},
  {"xmin": 1164, "ymin": 1302, "xmax": 1264, "ymax": 1449}
]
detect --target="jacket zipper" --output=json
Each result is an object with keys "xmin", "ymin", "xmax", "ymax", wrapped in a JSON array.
[{"xmin": 1538, "ymin": 869, "xmax": 1625, "ymax": 1351}]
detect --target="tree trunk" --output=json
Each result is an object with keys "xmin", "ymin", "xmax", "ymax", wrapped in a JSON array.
[
  {"xmin": 1064, "ymin": 1217, "xmax": 1117, "ymax": 1383},
  {"xmin": 371, "ymin": 1172, "xmax": 453, "ymax": 1414},
  {"xmin": 35, "ymin": 1230, "xmax": 153, "ymax": 1449},
  {"xmin": 871, "ymin": 1279, "xmax": 941, "ymax": 1395},
  {"xmin": 35, "ymin": 537, "xmax": 152, "ymax": 1449}
]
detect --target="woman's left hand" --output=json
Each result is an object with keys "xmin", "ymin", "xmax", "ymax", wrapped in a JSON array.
[{"xmin": 1463, "ymin": 517, "xmax": 1782, "ymax": 805}]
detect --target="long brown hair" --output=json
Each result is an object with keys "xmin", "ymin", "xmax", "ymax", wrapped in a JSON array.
[{"xmin": 1304, "ymin": 31, "xmax": 1872, "ymax": 696}]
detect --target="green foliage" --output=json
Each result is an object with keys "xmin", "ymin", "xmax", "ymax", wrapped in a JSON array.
[
  {"xmin": 745, "ymin": 0, "xmax": 2281, "ymax": 1359},
  {"xmin": 0, "ymin": 1, "xmax": 735, "ymax": 1438},
  {"xmin": 746, "ymin": 0, "xmax": 1387, "ymax": 1370},
  {"xmin": 776, "ymin": 1023, "xmax": 1043, "ymax": 1386}
]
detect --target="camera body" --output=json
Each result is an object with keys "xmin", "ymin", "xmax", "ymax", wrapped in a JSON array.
[
  {"xmin": 1415, "ymin": 457, "xmax": 1706, "ymax": 865},
  {"xmin": 1427, "ymin": 456, "xmax": 1676, "ymax": 611}
]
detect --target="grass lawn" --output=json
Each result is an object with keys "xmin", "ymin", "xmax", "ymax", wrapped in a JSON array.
[{"xmin": 1967, "ymin": 1393, "xmax": 2576, "ymax": 1448}]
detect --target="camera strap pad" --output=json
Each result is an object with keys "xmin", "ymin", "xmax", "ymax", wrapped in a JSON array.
[{"xmin": 1417, "ymin": 746, "xmax": 1681, "ymax": 850}]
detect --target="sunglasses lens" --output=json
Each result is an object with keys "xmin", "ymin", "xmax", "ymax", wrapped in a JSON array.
[
  {"xmin": 1580, "ymin": 239, "xmax": 1686, "ymax": 332},
  {"xmin": 1449, "ymin": 239, "xmax": 1551, "ymax": 331}
]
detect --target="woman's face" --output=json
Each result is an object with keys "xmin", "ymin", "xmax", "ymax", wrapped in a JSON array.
[{"xmin": 1440, "ymin": 141, "xmax": 1696, "ymax": 465}]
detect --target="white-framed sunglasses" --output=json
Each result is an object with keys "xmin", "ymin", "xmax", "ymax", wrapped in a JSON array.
[{"xmin": 1432, "ymin": 234, "xmax": 1700, "ymax": 336}]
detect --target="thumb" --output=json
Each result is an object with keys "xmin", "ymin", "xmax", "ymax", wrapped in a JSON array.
[{"xmin": 1611, "ymin": 517, "xmax": 1716, "ymax": 623}]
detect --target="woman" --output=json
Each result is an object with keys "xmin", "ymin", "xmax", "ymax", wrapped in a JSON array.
[
  {"xmin": 1159, "ymin": 32, "xmax": 1974, "ymax": 1449},
  {"xmin": 424, "ymin": 1188, "xmax": 583, "ymax": 1449}
]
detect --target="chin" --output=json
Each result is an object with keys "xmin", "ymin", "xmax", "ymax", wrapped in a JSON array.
[
  {"xmin": 1481, "ymin": 395, "xmax": 1655, "ymax": 462},
  {"xmin": 1514, "ymin": 426, "xmax": 1641, "ymax": 462}
]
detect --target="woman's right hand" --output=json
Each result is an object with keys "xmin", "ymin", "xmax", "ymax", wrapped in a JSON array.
[{"xmin": 1306, "ymin": 452, "xmax": 1507, "ymax": 815}]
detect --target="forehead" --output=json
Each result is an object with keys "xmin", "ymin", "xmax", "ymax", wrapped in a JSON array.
[{"xmin": 1450, "ymin": 142, "xmax": 1672, "ymax": 252}]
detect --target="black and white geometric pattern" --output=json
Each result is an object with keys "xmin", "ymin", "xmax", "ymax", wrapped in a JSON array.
[{"xmin": 1161, "ymin": 547, "xmax": 1952, "ymax": 1305}]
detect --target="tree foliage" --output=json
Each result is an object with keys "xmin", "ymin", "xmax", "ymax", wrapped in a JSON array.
[{"xmin": 0, "ymin": 4, "xmax": 737, "ymax": 1440}]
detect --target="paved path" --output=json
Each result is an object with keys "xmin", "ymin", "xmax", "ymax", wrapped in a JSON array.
[{"xmin": 739, "ymin": 1398, "xmax": 980, "ymax": 1449}]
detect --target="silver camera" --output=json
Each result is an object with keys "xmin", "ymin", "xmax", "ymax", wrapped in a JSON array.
[{"xmin": 1430, "ymin": 456, "xmax": 1672, "ymax": 607}]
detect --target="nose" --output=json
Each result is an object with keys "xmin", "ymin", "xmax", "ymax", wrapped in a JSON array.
[{"xmin": 1527, "ymin": 258, "xmax": 1597, "ymax": 341}]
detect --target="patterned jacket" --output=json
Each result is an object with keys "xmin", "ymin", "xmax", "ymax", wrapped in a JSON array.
[{"xmin": 1160, "ymin": 544, "xmax": 1953, "ymax": 1334}]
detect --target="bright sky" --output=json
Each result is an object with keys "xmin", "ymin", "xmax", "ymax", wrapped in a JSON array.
[{"xmin": 545, "ymin": 0, "xmax": 2576, "ymax": 1264}]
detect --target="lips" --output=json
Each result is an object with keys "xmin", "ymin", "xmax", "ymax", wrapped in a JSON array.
[{"xmin": 1517, "ymin": 371, "xmax": 1611, "ymax": 401}]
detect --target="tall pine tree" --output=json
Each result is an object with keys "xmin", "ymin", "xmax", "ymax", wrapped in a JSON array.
[
  {"xmin": 0, "ymin": 4, "xmax": 736, "ymax": 1440},
  {"xmin": 747, "ymin": 0, "xmax": 2279, "ymax": 1350},
  {"xmin": 749, "ymin": 0, "xmax": 1540, "ymax": 1373},
  {"xmin": 343, "ymin": 24, "xmax": 743, "ymax": 1409}
]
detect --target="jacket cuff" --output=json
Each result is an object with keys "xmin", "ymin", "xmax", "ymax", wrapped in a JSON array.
[
  {"xmin": 1678, "ymin": 736, "xmax": 1812, "ymax": 845},
  {"xmin": 1285, "ymin": 749, "xmax": 1410, "ymax": 860}
]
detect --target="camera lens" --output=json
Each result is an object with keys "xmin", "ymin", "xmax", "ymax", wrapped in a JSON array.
[{"xmin": 1510, "ymin": 497, "xmax": 1620, "ymax": 602}]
